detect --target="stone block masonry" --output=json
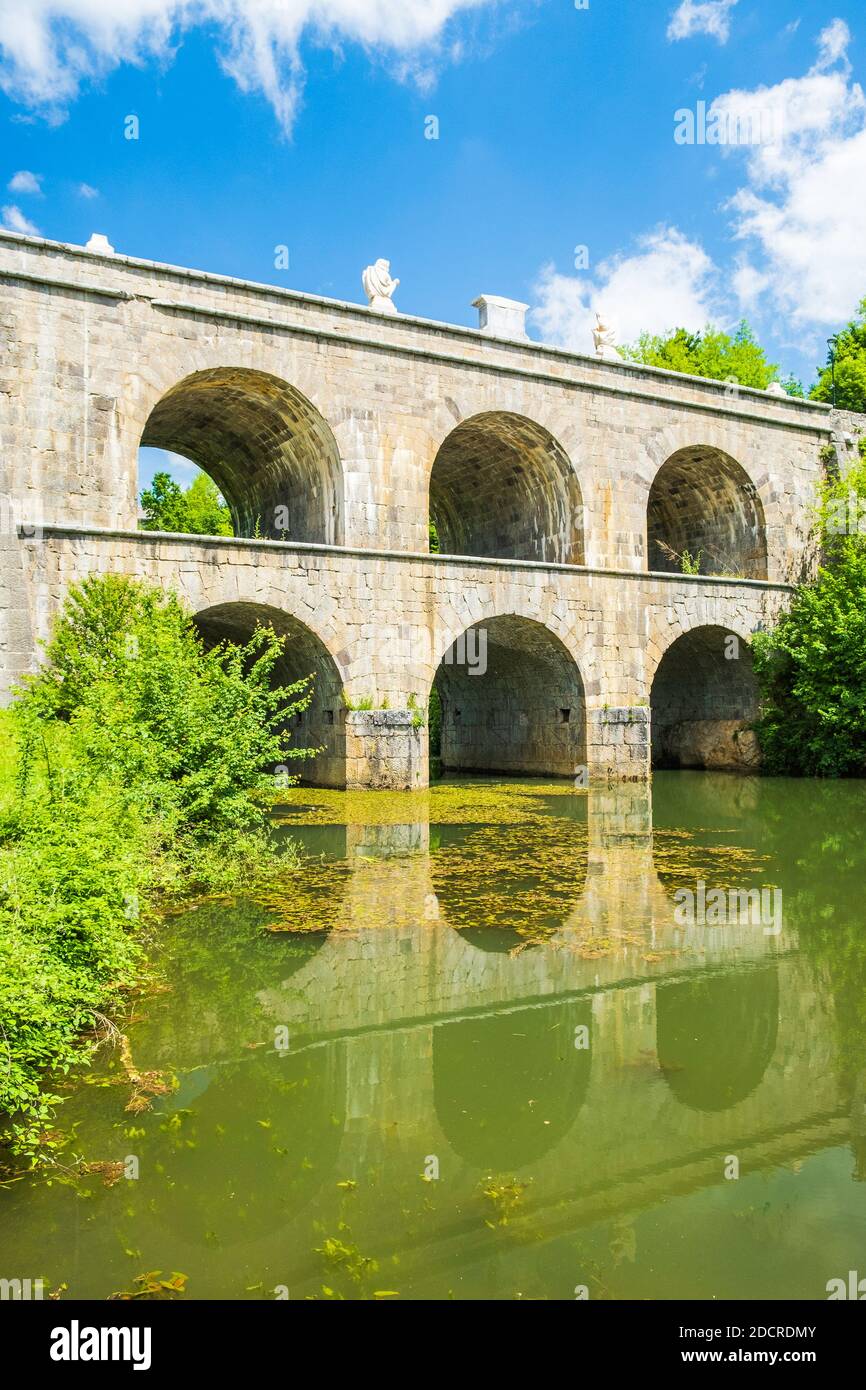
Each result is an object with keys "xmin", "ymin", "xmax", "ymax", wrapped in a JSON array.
[{"xmin": 0, "ymin": 229, "xmax": 854, "ymax": 788}]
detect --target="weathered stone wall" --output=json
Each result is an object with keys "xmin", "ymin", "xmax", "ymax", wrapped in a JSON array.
[
  {"xmin": 15, "ymin": 526, "xmax": 791, "ymax": 784},
  {"xmin": 0, "ymin": 230, "xmax": 832, "ymax": 578},
  {"xmin": 830, "ymin": 408, "xmax": 866, "ymax": 470},
  {"xmin": 647, "ymin": 445, "xmax": 768, "ymax": 579},
  {"xmin": 437, "ymin": 614, "xmax": 587, "ymax": 777},
  {"xmin": 651, "ymin": 624, "xmax": 761, "ymax": 770},
  {"xmin": 345, "ymin": 710, "xmax": 425, "ymax": 790}
]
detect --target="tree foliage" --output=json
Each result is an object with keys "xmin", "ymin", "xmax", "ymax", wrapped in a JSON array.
[
  {"xmin": 622, "ymin": 320, "xmax": 799, "ymax": 393},
  {"xmin": 811, "ymin": 296, "xmax": 866, "ymax": 412},
  {"xmin": 1, "ymin": 575, "xmax": 312, "ymax": 1157},
  {"xmin": 25, "ymin": 574, "xmax": 313, "ymax": 833},
  {"xmin": 140, "ymin": 470, "xmax": 233, "ymax": 536},
  {"xmin": 752, "ymin": 443, "xmax": 866, "ymax": 776}
]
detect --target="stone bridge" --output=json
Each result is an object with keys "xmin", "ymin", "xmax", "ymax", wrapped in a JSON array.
[{"xmin": 0, "ymin": 228, "xmax": 854, "ymax": 786}]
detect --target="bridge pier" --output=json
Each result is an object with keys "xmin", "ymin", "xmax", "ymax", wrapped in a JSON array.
[
  {"xmin": 586, "ymin": 706, "xmax": 651, "ymax": 783},
  {"xmin": 345, "ymin": 710, "xmax": 426, "ymax": 791}
]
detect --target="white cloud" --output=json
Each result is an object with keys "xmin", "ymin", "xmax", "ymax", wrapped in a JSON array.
[
  {"xmin": 534, "ymin": 19, "xmax": 866, "ymax": 364},
  {"xmin": 713, "ymin": 20, "xmax": 866, "ymax": 328},
  {"xmin": 138, "ymin": 445, "xmax": 200, "ymax": 486},
  {"xmin": 814, "ymin": 17, "xmax": 850, "ymax": 71},
  {"xmin": 0, "ymin": 0, "xmax": 495, "ymax": 135},
  {"xmin": 667, "ymin": 1, "xmax": 739, "ymax": 45},
  {"xmin": 531, "ymin": 227, "xmax": 719, "ymax": 353},
  {"xmin": 7, "ymin": 168, "xmax": 42, "ymax": 194},
  {"xmin": 77, "ymin": 182, "xmax": 100, "ymax": 198},
  {"xmin": 1, "ymin": 203, "xmax": 41, "ymax": 234},
  {"xmin": 731, "ymin": 260, "xmax": 770, "ymax": 311}
]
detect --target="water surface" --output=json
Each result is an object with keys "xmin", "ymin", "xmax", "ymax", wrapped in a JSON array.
[{"xmin": 3, "ymin": 773, "xmax": 866, "ymax": 1301}]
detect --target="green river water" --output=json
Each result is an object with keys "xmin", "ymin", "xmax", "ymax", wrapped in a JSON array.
[{"xmin": 3, "ymin": 772, "xmax": 866, "ymax": 1301}]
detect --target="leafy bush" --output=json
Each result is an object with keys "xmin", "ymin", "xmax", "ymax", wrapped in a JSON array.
[
  {"xmin": 0, "ymin": 775, "xmax": 151, "ymax": 1148},
  {"xmin": 752, "ymin": 445, "xmax": 866, "ymax": 776},
  {"xmin": 1, "ymin": 575, "xmax": 312, "ymax": 1160},
  {"xmin": 25, "ymin": 575, "xmax": 313, "ymax": 835}
]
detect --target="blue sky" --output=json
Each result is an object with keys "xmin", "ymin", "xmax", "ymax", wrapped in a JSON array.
[{"xmin": 2, "ymin": 0, "xmax": 865, "ymax": 490}]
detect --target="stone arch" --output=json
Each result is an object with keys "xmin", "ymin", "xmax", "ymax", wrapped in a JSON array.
[
  {"xmin": 651, "ymin": 624, "xmax": 760, "ymax": 771},
  {"xmin": 646, "ymin": 445, "xmax": 768, "ymax": 579},
  {"xmin": 432, "ymin": 614, "xmax": 587, "ymax": 778},
  {"xmin": 139, "ymin": 367, "xmax": 343, "ymax": 543},
  {"xmin": 194, "ymin": 601, "xmax": 346, "ymax": 788},
  {"xmin": 428, "ymin": 411, "xmax": 585, "ymax": 563},
  {"xmin": 656, "ymin": 966, "xmax": 779, "ymax": 1113}
]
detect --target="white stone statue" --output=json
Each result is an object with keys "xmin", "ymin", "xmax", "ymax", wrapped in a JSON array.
[
  {"xmin": 362, "ymin": 258, "xmax": 400, "ymax": 315},
  {"xmin": 766, "ymin": 381, "xmax": 788, "ymax": 397},
  {"xmin": 592, "ymin": 310, "xmax": 621, "ymax": 360}
]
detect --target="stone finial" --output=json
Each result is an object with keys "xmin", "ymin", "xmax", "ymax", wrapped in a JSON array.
[
  {"xmin": 592, "ymin": 310, "xmax": 621, "ymax": 361},
  {"xmin": 362, "ymin": 258, "xmax": 399, "ymax": 315},
  {"xmin": 472, "ymin": 295, "xmax": 529, "ymax": 341},
  {"xmin": 766, "ymin": 381, "xmax": 788, "ymax": 397},
  {"xmin": 84, "ymin": 233, "xmax": 115, "ymax": 256}
]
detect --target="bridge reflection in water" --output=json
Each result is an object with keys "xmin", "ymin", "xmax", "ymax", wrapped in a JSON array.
[
  {"xmin": 4, "ymin": 775, "xmax": 862, "ymax": 1301},
  {"xmin": 182, "ymin": 780, "xmax": 851, "ymax": 1297}
]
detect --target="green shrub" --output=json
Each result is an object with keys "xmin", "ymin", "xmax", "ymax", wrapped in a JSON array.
[
  {"xmin": 0, "ymin": 774, "xmax": 151, "ymax": 1148},
  {"xmin": 23, "ymin": 575, "xmax": 314, "ymax": 836},
  {"xmin": 752, "ymin": 444, "xmax": 866, "ymax": 776},
  {"xmin": 1, "ymin": 575, "xmax": 312, "ymax": 1161}
]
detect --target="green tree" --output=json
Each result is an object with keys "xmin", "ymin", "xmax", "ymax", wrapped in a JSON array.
[
  {"xmin": 184, "ymin": 471, "xmax": 234, "ymax": 536},
  {"xmin": 752, "ymin": 442, "xmax": 866, "ymax": 776},
  {"xmin": 622, "ymin": 320, "xmax": 791, "ymax": 391},
  {"xmin": 140, "ymin": 470, "xmax": 233, "ymax": 536},
  {"xmin": 811, "ymin": 297, "xmax": 866, "ymax": 412}
]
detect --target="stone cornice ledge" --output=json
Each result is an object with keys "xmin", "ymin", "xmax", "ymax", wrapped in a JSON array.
[{"xmin": 26, "ymin": 525, "xmax": 796, "ymax": 593}]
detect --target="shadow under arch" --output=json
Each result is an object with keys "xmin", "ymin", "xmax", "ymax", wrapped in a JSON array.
[
  {"xmin": 656, "ymin": 966, "xmax": 779, "ymax": 1113},
  {"xmin": 434, "ymin": 614, "xmax": 587, "ymax": 778},
  {"xmin": 651, "ymin": 625, "xmax": 760, "ymax": 772},
  {"xmin": 647, "ymin": 445, "xmax": 768, "ymax": 579},
  {"xmin": 195, "ymin": 601, "xmax": 346, "ymax": 788},
  {"xmin": 433, "ymin": 998, "xmax": 593, "ymax": 1169},
  {"xmin": 429, "ymin": 411, "xmax": 584, "ymax": 563},
  {"xmin": 140, "ymin": 367, "xmax": 343, "ymax": 543}
]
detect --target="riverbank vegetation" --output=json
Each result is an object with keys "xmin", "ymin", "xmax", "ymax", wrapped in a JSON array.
[
  {"xmin": 0, "ymin": 575, "xmax": 311, "ymax": 1164},
  {"xmin": 753, "ymin": 442, "xmax": 866, "ymax": 776},
  {"xmin": 810, "ymin": 296, "xmax": 866, "ymax": 413}
]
